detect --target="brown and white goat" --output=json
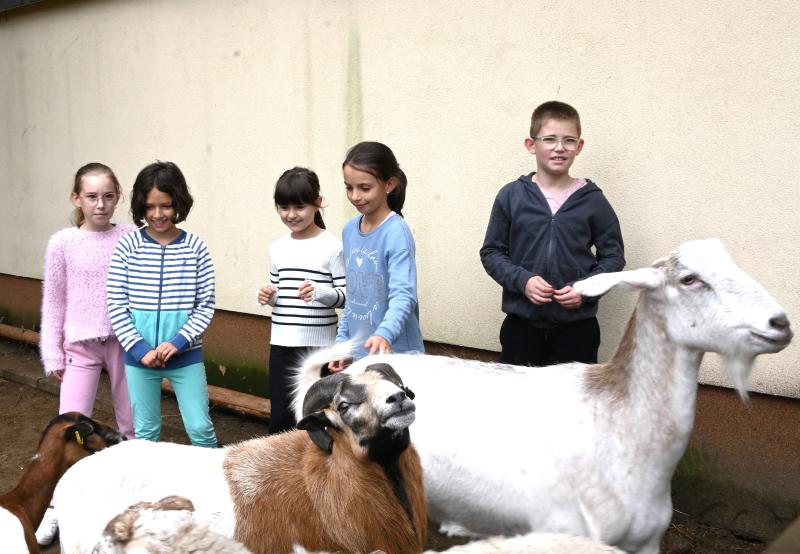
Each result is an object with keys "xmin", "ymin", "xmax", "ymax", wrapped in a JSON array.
[
  {"xmin": 55, "ymin": 364, "xmax": 426, "ymax": 554},
  {"xmin": 226, "ymin": 363, "xmax": 426, "ymax": 554},
  {"xmin": 0, "ymin": 412, "xmax": 124, "ymax": 554}
]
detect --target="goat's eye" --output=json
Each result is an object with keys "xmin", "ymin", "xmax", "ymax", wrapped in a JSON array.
[
  {"xmin": 680, "ymin": 275, "xmax": 698, "ymax": 286},
  {"xmin": 337, "ymin": 402, "xmax": 350, "ymax": 413}
]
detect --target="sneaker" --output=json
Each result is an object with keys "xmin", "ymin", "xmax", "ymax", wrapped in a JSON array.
[{"xmin": 35, "ymin": 506, "xmax": 58, "ymax": 545}]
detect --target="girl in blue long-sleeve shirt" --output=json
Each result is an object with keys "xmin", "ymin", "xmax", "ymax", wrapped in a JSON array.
[{"xmin": 330, "ymin": 142, "xmax": 424, "ymax": 370}]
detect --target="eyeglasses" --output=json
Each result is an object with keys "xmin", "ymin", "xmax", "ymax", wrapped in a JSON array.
[
  {"xmin": 533, "ymin": 135, "xmax": 581, "ymax": 151},
  {"xmin": 78, "ymin": 192, "xmax": 118, "ymax": 205}
]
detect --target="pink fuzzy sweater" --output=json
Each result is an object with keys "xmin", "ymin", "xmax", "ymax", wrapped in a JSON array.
[{"xmin": 40, "ymin": 224, "xmax": 137, "ymax": 374}]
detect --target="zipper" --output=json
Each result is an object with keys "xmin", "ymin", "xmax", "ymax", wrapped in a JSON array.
[{"xmin": 155, "ymin": 244, "xmax": 166, "ymax": 344}]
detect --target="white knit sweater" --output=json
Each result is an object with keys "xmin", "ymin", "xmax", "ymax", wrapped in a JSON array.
[{"xmin": 266, "ymin": 230, "xmax": 346, "ymax": 347}]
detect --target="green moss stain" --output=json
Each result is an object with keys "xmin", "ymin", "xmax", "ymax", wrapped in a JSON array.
[
  {"xmin": 205, "ymin": 357, "xmax": 268, "ymax": 398},
  {"xmin": 0, "ymin": 307, "xmax": 40, "ymax": 330}
]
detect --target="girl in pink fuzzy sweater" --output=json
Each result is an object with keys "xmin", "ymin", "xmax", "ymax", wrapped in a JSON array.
[
  {"xmin": 40, "ymin": 163, "xmax": 136, "ymax": 439},
  {"xmin": 37, "ymin": 162, "xmax": 137, "ymax": 546}
]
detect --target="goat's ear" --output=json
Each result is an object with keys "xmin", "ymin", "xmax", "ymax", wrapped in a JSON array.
[
  {"xmin": 574, "ymin": 267, "xmax": 665, "ymax": 298},
  {"xmin": 65, "ymin": 421, "xmax": 94, "ymax": 446},
  {"xmin": 297, "ymin": 411, "xmax": 335, "ymax": 454}
]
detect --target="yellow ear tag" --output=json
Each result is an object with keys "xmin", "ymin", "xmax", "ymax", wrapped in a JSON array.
[{"xmin": 74, "ymin": 430, "xmax": 84, "ymax": 446}]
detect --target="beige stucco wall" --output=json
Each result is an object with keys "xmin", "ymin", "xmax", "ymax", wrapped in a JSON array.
[{"xmin": 1, "ymin": 0, "xmax": 798, "ymax": 397}]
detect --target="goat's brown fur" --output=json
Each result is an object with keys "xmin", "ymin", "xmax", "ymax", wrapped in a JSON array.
[
  {"xmin": 583, "ymin": 310, "xmax": 637, "ymax": 402},
  {"xmin": 224, "ymin": 428, "xmax": 427, "ymax": 554},
  {"xmin": 0, "ymin": 412, "xmax": 123, "ymax": 553}
]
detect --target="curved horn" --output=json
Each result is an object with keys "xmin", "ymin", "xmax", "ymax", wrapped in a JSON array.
[
  {"xmin": 365, "ymin": 363, "xmax": 415, "ymax": 400},
  {"xmin": 301, "ymin": 372, "xmax": 349, "ymax": 417}
]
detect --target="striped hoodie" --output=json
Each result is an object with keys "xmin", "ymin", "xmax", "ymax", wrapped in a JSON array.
[{"xmin": 107, "ymin": 228, "xmax": 215, "ymax": 369}]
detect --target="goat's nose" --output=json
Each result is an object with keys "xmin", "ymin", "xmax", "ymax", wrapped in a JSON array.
[
  {"xmin": 386, "ymin": 391, "xmax": 406, "ymax": 404},
  {"xmin": 770, "ymin": 314, "xmax": 790, "ymax": 330}
]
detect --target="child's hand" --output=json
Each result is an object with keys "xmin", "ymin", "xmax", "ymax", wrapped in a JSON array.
[
  {"xmin": 298, "ymin": 280, "xmax": 316, "ymax": 303},
  {"xmin": 364, "ymin": 335, "xmax": 392, "ymax": 355},
  {"xmin": 257, "ymin": 285, "xmax": 278, "ymax": 305},
  {"xmin": 328, "ymin": 359, "xmax": 348, "ymax": 373},
  {"xmin": 525, "ymin": 275, "xmax": 554, "ymax": 305},
  {"xmin": 141, "ymin": 349, "xmax": 164, "ymax": 368},
  {"xmin": 553, "ymin": 285, "xmax": 583, "ymax": 310},
  {"xmin": 155, "ymin": 342, "xmax": 179, "ymax": 363},
  {"xmin": 51, "ymin": 369, "xmax": 65, "ymax": 382}
]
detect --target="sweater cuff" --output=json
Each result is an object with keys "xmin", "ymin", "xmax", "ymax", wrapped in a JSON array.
[
  {"xmin": 129, "ymin": 340, "xmax": 153, "ymax": 364},
  {"xmin": 42, "ymin": 357, "xmax": 65, "ymax": 376},
  {"xmin": 516, "ymin": 271, "xmax": 534, "ymax": 295},
  {"xmin": 312, "ymin": 284, "xmax": 339, "ymax": 307},
  {"xmin": 373, "ymin": 328, "xmax": 395, "ymax": 347},
  {"xmin": 170, "ymin": 334, "xmax": 190, "ymax": 352}
]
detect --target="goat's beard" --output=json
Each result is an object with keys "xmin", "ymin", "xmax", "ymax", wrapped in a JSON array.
[{"xmin": 721, "ymin": 353, "xmax": 755, "ymax": 400}]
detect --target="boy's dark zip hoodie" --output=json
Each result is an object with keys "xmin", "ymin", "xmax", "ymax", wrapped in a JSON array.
[{"xmin": 480, "ymin": 173, "xmax": 625, "ymax": 328}]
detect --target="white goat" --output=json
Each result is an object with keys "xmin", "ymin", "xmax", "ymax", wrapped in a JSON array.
[
  {"xmin": 54, "ymin": 364, "xmax": 426, "ymax": 554},
  {"xmin": 91, "ymin": 495, "xmax": 252, "ymax": 553},
  {"xmin": 293, "ymin": 239, "xmax": 793, "ymax": 554},
  {"xmin": 0, "ymin": 412, "xmax": 124, "ymax": 554}
]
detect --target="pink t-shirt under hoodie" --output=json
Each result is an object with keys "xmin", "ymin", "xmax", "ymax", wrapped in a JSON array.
[{"xmin": 40, "ymin": 224, "xmax": 137, "ymax": 374}]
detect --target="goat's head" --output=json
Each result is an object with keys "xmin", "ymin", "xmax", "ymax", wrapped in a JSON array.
[
  {"xmin": 39, "ymin": 412, "xmax": 125, "ymax": 467},
  {"xmin": 574, "ymin": 239, "xmax": 792, "ymax": 395},
  {"xmin": 297, "ymin": 363, "xmax": 416, "ymax": 457}
]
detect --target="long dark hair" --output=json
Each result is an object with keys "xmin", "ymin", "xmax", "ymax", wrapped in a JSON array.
[
  {"xmin": 274, "ymin": 167, "xmax": 325, "ymax": 229},
  {"xmin": 343, "ymin": 141, "xmax": 407, "ymax": 217},
  {"xmin": 130, "ymin": 161, "xmax": 194, "ymax": 227},
  {"xmin": 71, "ymin": 163, "xmax": 122, "ymax": 226}
]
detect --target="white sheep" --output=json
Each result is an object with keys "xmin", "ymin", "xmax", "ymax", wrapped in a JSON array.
[
  {"xmin": 54, "ymin": 364, "xmax": 426, "ymax": 554},
  {"xmin": 293, "ymin": 239, "xmax": 793, "ymax": 554},
  {"xmin": 0, "ymin": 412, "xmax": 124, "ymax": 554},
  {"xmin": 91, "ymin": 495, "xmax": 252, "ymax": 553}
]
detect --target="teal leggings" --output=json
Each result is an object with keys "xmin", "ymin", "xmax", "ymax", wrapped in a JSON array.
[{"xmin": 125, "ymin": 362, "xmax": 217, "ymax": 447}]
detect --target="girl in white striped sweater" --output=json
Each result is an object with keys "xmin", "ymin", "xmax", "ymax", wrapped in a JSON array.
[
  {"xmin": 107, "ymin": 161, "xmax": 217, "ymax": 447},
  {"xmin": 257, "ymin": 167, "xmax": 345, "ymax": 434}
]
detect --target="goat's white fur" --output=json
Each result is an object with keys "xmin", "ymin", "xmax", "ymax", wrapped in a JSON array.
[
  {"xmin": 0, "ymin": 508, "xmax": 28, "ymax": 553},
  {"xmin": 293, "ymin": 239, "xmax": 792, "ymax": 554}
]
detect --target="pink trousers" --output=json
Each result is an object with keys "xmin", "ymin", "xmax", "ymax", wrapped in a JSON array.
[{"xmin": 60, "ymin": 337, "xmax": 135, "ymax": 439}]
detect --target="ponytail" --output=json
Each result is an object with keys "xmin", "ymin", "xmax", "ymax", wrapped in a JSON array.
[{"xmin": 388, "ymin": 168, "xmax": 407, "ymax": 217}]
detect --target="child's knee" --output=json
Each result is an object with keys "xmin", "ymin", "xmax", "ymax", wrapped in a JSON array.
[{"xmin": 187, "ymin": 423, "xmax": 217, "ymax": 448}]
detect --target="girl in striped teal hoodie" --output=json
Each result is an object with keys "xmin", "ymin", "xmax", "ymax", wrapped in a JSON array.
[{"xmin": 107, "ymin": 161, "xmax": 217, "ymax": 447}]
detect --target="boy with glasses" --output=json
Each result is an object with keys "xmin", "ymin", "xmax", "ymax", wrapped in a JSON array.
[{"xmin": 480, "ymin": 101, "xmax": 625, "ymax": 366}]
